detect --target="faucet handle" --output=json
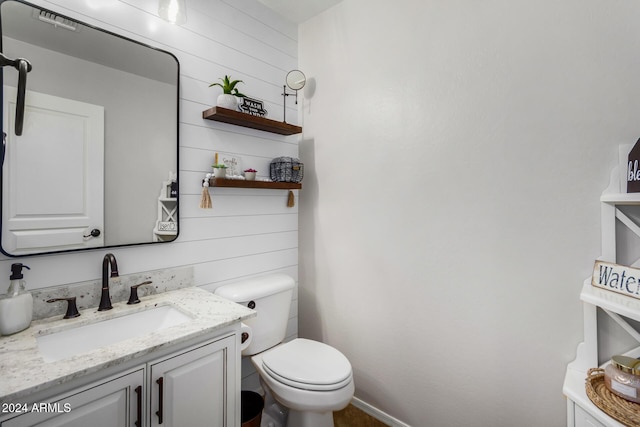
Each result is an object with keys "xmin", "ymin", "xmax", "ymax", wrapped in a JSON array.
[
  {"xmin": 127, "ymin": 281, "xmax": 152, "ymax": 305},
  {"xmin": 47, "ymin": 297, "xmax": 80, "ymax": 319}
]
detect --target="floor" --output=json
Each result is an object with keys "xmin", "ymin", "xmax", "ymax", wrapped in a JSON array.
[{"xmin": 333, "ymin": 404, "xmax": 389, "ymax": 427}]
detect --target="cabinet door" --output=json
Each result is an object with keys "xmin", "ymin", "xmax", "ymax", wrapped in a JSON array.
[
  {"xmin": 574, "ymin": 404, "xmax": 606, "ymax": 427},
  {"xmin": 149, "ymin": 335, "xmax": 236, "ymax": 427},
  {"xmin": 1, "ymin": 369, "xmax": 144, "ymax": 427}
]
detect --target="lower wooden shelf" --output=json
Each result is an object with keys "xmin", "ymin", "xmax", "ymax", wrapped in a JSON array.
[{"xmin": 208, "ymin": 178, "xmax": 301, "ymax": 190}]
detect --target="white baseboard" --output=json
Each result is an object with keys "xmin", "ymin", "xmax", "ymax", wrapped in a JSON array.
[{"xmin": 351, "ymin": 397, "xmax": 411, "ymax": 427}]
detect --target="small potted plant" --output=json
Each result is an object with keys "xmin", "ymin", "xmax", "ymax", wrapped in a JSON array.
[
  {"xmin": 244, "ymin": 168, "xmax": 257, "ymax": 181},
  {"xmin": 210, "ymin": 75, "xmax": 246, "ymax": 110},
  {"xmin": 212, "ymin": 164, "xmax": 227, "ymax": 178}
]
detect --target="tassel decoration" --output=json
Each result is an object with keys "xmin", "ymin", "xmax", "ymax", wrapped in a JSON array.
[
  {"xmin": 287, "ymin": 190, "xmax": 295, "ymax": 208},
  {"xmin": 200, "ymin": 179, "xmax": 212, "ymax": 209}
]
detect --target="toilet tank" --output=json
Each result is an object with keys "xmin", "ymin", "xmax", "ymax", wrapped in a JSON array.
[{"xmin": 214, "ymin": 274, "xmax": 294, "ymax": 355}]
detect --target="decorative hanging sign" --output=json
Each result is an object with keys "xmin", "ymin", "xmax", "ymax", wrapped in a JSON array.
[
  {"xmin": 240, "ymin": 97, "xmax": 267, "ymax": 117},
  {"xmin": 592, "ymin": 260, "xmax": 640, "ymax": 300},
  {"xmin": 627, "ymin": 138, "xmax": 640, "ymax": 192}
]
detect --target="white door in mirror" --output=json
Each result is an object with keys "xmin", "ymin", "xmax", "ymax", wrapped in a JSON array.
[{"xmin": 2, "ymin": 87, "xmax": 104, "ymax": 255}]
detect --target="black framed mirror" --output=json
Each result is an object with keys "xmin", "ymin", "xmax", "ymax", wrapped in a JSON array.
[{"xmin": 0, "ymin": 0, "xmax": 179, "ymax": 256}]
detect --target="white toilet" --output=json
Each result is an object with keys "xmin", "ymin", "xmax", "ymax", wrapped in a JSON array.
[{"xmin": 215, "ymin": 274, "xmax": 354, "ymax": 427}]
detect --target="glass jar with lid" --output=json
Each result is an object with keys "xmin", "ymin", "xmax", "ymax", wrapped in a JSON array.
[{"xmin": 604, "ymin": 355, "xmax": 640, "ymax": 403}]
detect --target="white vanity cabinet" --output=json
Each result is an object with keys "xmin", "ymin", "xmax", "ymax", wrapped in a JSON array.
[
  {"xmin": 0, "ymin": 333, "xmax": 238, "ymax": 427},
  {"xmin": 0, "ymin": 368, "xmax": 144, "ymax": 427},
  {"xmin": 149, "ymin": 334, "xmax": 236, "ymax": 427}
]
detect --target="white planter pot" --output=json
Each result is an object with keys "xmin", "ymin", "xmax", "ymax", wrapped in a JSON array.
[
  {"xmin": 217, "ymin": 94, "xmax": 239, "ymax": 110},
  {"xmin": 213, "ymin": 168, "xmax": 227, "ymax": 178},
  {"xmin": 244, "ymin": 172, "xmax": 256, "ymax": 181}
]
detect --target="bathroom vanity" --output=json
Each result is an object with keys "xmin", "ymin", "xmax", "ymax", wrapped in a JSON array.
[{"xmin": 0, "ymin": 286, "xmax": 254, "ymax": 427}]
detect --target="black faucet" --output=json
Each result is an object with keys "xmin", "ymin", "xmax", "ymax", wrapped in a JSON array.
[{"xmin": 98, "ymin": 253, "xmax": 119, "ymax": 311}]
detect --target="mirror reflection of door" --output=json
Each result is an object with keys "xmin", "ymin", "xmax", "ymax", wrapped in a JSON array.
[{"xmin": 3, "ymin": 86, "xmax": 104, "ymax": 255}]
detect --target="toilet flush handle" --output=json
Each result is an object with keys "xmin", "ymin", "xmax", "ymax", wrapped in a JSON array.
[{"xmin": 242, "ymin": 301, "xmax": 255, "ymax": 344}]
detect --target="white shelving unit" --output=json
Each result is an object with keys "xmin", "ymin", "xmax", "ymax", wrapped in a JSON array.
[
  {"xmin": 153, "ymin": 175, "xmax": 178, "ymax": 242},
  {"xmin": 564, "ymin": 145, "xmax": 640, "ymax": 427}
]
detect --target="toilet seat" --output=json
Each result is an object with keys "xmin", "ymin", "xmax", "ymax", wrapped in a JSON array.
[{"xmin": 261, "ymin": 338, "xmax": 352, "ymax": 391}]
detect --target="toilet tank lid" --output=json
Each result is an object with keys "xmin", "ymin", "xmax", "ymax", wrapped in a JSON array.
[{"xmin": 214, "ymin": 274, "xmax": 295, "ymax": 302}]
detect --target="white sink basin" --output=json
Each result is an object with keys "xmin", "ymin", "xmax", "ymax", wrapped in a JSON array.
[{"xmin": 37, "ymin": 305, "xmax": 193, "ymax": 363}]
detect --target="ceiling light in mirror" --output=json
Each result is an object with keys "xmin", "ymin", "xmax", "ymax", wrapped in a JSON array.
[{"xmin": 158, "ymin": 0, "xmax": 186, "ymax": 25}]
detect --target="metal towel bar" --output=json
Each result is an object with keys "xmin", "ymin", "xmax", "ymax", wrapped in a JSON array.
[{"xmin": 0, "ymin": 52, "xmax": 32, "ymax": 136}]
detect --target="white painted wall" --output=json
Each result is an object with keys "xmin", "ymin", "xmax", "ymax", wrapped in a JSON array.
[
  {"xmin": 0, "ymin": 0, "xmax": 299, "ymax": 389},
  {"xmin": 298, "ymin": 1, "xmax": 640, "ymax": 425}
]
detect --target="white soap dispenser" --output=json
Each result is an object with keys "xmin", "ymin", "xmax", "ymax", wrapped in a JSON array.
[{"xmin": 0, "ymin": 263, "xmax": 33, "ymax": 335}]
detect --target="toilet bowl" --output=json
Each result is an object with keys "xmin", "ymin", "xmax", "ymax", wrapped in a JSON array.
[
  {"xmin": 252, "ymin": 338, "xmax": 354, "ymax": 426},
  {"xmin": 214, "ymin": 275, "xmax": 355, "ymax": 427}
]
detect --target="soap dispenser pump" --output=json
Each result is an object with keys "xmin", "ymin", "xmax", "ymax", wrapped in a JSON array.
[{"xmin": 0, "ymin": 263, "xmax": 33, "ymax": 335}]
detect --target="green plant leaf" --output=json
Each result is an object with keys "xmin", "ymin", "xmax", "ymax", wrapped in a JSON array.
[{"xmin": 210, "ymin": 75, "xmax": 245, "ymax": 95}]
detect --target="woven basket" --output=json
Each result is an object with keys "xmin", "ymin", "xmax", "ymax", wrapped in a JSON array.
[{"xmin": 585, "ymin": 368, "xmax": 640, "ymax": 426}]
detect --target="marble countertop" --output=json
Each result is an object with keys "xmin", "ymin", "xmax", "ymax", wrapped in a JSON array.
[{"xmin": 0, "ymin": 286, "xmax": 255, "ymax": 403}]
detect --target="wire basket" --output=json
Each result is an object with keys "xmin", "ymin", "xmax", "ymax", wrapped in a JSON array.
[{"xmin": 270, "ymin": 157, "xmax": 303, "ymax": 183}]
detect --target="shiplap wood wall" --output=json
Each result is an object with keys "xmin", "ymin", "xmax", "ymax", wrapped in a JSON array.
[{"xmin": 0, "ymin": 0, "xmax": 300, "ymax": 389}]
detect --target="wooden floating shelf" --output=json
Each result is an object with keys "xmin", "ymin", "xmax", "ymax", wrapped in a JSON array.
[
  {"xmin": 202, "ymin": 106, "xmax": 302, "ymax": 135},
  {"xmin": 208, "ymin": 178, "xmax": 301, "ymax": 190}
]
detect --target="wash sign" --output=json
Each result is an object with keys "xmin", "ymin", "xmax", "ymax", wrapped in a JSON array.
[{"xmin": 592, "ymin": 261, "xmax": 640, "ymax": 300}]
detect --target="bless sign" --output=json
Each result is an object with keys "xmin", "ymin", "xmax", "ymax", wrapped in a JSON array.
[{"xmin": 628, "ymin": 138, "xmax": 640, "ymax": 192}]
